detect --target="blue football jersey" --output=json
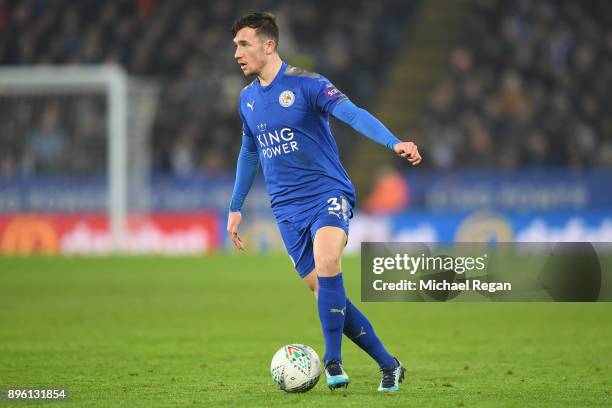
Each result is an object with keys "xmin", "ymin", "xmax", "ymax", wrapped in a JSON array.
[{"xmin": 239, "ymin": 62, "xmax": 356, "ymax": 222}]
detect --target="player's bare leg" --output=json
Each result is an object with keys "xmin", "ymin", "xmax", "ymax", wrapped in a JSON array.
[
  {"xmin": 313, "ymin": 226, "xmax": 346, "ymax": 277},
  {"xmin": 313, "ymin": 226, "xmax": 350, "ymax": 389},
  {"xmin": 303, "ymin": 224, "xmax": 346, "ymax": 295},
  {"xmin": 303, "ymin": 270, "xmax": 318, "ymax": 296}
]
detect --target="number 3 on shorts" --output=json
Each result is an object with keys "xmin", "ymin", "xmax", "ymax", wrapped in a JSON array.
[{"xmin": 327, "ymin": 196, "xmax": 349, "ymax": 221}]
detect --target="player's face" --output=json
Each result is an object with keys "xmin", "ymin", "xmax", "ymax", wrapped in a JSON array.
[{"xmin": 233, "ymin": 27, "xmax": 270, "ymax": 76}]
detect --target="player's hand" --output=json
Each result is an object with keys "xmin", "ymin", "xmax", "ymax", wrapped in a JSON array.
[
  {"xmin": 394, "ymin": 141, "xmax": 422, "ymax": 165},
  {"xmin": 227, "ymin": 211, "xmax": 245, "ymax": 251},
  {"xmin": 394, "ymin": 141, "xmax": 422, "ymax": 166}
]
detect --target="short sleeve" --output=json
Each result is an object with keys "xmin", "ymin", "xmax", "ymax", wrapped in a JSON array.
[{"xmin": 306, "ymin": 77, "xmax": 349, "ymax": 114}]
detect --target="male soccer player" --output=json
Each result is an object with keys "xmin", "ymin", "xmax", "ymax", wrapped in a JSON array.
[{"xmin": 228, "ymin": 12, "xmax": 421, "ymax": 392}]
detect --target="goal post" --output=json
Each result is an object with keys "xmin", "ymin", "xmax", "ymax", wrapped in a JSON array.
[{"xmin": 0, "ymin": 65, "xmax": 146, "ymax": 251}]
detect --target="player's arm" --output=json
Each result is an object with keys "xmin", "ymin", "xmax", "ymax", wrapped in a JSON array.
[
  {"xmin": 228, "ymin": 130, "xmax": 259, "ymax": 251},
  {"xmin": 331, "ymin": 100, "xmax": 421, "ymax": 165}
]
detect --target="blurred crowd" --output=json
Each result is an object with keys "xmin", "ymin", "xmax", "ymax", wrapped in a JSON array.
[
  {"xmin": 0, "ymin": 0, "xmax": 411, "ymax": 176},
  {"xmin": 419, "ymin": 0, "xmax": 612, "ymax": 170},
  {"xmin": 2, "ymin": 0, "xmax": 610, "ymax": 177},
  {"xmin": 0, "ymin": 97, "xmax": 106, "ymax": 176}
]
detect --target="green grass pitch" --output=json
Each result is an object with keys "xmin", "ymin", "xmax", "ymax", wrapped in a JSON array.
[{"xmin": 0, "ymin": 255, "xmax": 610, "ymax": 407}]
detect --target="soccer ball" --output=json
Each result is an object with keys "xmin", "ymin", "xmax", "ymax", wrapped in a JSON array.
[{"xmin": 270, "ymin": 344, "xmax": 322, "ymax": 392}]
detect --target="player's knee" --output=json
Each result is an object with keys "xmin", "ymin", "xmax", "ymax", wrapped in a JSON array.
[{"xmin": 314, "ymin": 253, "xmax": 341, "ymax": 276}]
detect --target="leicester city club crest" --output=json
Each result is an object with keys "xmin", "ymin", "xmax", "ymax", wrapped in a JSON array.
[{"xmin": 279, "ymin": 90, "xmax": 295, "ymax": 107}]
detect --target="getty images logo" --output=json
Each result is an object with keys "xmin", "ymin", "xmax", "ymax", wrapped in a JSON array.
[{"xmin": 257, "ymin": 126, "xmax": 299, "ymax": 159}]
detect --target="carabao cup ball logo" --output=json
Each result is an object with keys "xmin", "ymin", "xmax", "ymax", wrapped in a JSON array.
[
  {"xmin": 285, "ymin": 345, "xmax": 311, "ymax": 375},
  {"xmin": 279, "ymin": 90, "xmax": 295, "ymax": 107}
]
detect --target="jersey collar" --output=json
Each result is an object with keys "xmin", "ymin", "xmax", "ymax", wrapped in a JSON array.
[{"xmin": 257, "ymin": 61, "xmax": 287, "ymax": 93}]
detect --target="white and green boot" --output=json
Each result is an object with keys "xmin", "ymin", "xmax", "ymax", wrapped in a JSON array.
[{"xmin": 378, "ymin": 358, "xmax": 405, "ymax": 392}]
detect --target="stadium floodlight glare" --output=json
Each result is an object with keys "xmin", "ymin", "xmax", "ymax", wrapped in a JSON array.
[{"xmin": 0, "ymin": 65, "xmax": 128, "ymax": 250}]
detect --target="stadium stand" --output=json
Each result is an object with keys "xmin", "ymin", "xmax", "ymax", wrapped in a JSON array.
[
  {"xmin": 418, "ymin": 0, "xmax": 612, "ymax": 169},
  {"xmin": 0, "ymin": 0, "xmax": 414, "ymax": 176}
]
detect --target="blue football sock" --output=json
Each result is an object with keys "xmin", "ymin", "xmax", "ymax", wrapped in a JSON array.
[
  {"xmin": 317, "ymin": 273, "xmax": 346, "ymax": 364},
  {"xmin": 343, "ymin": 297, "xmax": 396, "ymax": 368}
]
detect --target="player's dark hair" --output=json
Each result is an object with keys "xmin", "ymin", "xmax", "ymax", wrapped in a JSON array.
[{"xmin": 232, "ymin": 12, "xmax": 279, "ymax": 49}]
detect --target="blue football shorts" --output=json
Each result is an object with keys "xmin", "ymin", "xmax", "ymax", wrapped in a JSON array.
[{"xmin": 277, "ymin": 192, "xmax": 353, "ymax": 278}]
